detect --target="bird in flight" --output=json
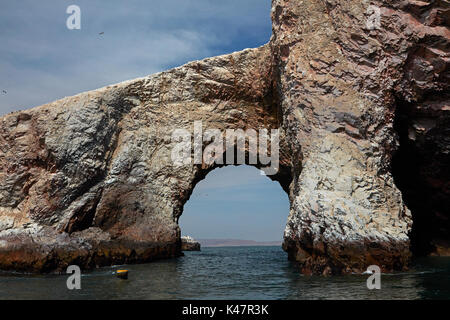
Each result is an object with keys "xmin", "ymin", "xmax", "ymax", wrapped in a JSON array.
[
  {"xmin": 99, "ymin": 32, "xmax": 104, "ymax": 35},
  {"xmin": 1, "ymin": 90, "xmax": 6, "ymax": 94}
]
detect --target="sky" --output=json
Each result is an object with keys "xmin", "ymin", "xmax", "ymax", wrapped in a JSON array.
[
  {"xmin": 180, "ymin": 165, "xmax": 289, "ymax": 242},
  {"xmin": 0, "ymin": 1, "xmax": 289, "ymax": 241},
  {"xmin": 0, "ymin": 0, "xmax": 272, "ymax": 114}
]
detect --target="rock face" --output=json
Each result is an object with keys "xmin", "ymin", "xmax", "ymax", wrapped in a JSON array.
[
  {"xmin": 0, "ymin": 0, "xmax": 448, "ymax": 274},
  {"xmin": 181, "ymin": 236, "xmax": 201, "ymax": 251},
  {"xmin": 273, "ymin": 0, "xmax": 449, "ymax": 274}
]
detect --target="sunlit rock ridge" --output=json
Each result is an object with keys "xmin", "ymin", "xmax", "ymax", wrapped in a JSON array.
[{"xmin": 0, "ymin": 0, "xmax": 448, "ymax": 274}]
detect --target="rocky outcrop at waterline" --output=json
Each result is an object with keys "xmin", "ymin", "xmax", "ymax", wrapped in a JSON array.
[
  {"xmin": 181, "ymin": 236, "xmax": 201, "ymax": 251},
  {"xmin": 0, "ymin": 0, "xmax": 448, "ymax": 274}
]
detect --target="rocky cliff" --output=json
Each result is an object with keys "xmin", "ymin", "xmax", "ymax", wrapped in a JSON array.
[
  {"xmin": 181, "ymin": 236, "xmax": 201, "ymax": 251},
  {"xmin": 0, "ymin": 0, "xmax": 448, "ymax": 274}
]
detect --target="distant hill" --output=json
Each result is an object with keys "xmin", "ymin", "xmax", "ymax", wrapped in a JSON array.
[{"xmin": 197, "ymin": 239, "xmax": 282, "ymax": 247}]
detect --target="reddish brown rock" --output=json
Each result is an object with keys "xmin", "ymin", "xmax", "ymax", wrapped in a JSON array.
[{"xmin": 0, "ymin": 0, "xmax": 448, "ymax": 274}]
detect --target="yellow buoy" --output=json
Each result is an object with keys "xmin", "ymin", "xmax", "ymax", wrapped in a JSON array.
[{"xmin": 116, "ymin": 269, "xmax": 129, "ymax": 280}]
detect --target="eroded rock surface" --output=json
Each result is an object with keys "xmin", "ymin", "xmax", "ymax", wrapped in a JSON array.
[
  {"xmin": 181, "ymin": 236, "xmax": 201, "ymax": 251},
  {"xmin": 0, "ymin": 0, "xmax": 448, "ymax": 274}
]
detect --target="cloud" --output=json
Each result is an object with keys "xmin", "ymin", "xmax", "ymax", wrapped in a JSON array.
[
  {"xmin": 0, "ymin": 1, "xmax": 285, "ymax": 242},
  {"xmin": 0, "ymin": 0, "xmax": 271, "ymax": 115}
]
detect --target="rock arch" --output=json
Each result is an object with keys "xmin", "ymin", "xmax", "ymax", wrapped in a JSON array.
[
  {"xmin": 0, "ymin": 0, "xmax": 448, "ymax": 274},
  {"xmin": 176, "ymin": 162, "xmax": 292, "ymax": 241}
]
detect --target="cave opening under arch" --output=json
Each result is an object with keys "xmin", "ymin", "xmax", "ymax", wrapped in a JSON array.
[{"xmin": 178, "ymin": 164, "xmax": 291, "ymax": 247}]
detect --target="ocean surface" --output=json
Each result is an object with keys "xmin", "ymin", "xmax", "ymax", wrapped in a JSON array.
[{"xmin": 0, "ymin": 246, "xmax": 449, "ymax": 300}]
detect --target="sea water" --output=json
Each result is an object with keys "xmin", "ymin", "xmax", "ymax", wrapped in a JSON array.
[{"xmin": 0, "ymin": 246, "xmax": 449, "ymax": 300}]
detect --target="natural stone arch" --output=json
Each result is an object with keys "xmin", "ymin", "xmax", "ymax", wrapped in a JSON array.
[
  {"xmin": 0, "ymin": 0, "xmax": 448, "ymax": 274},
  {"xmin": 0, "ymin": 46, "xmax": 295, "ymax": 272},
  {"xmin": 175, "ymin": 159, "xmax": 293, "ymax": 242},
  {"xmin": 177, "ymin": 163, "xmax": 292, "ymax": 241},
  {"xmin": 173, "ymin": 142, "xmax": 294, "ymax": 218},
  {"xmin": 88, "ymin": 46, "xmax": 295, "ymax": 264}
]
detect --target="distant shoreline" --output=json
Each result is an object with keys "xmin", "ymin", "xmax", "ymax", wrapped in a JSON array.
[{"xmin": 197, "ymin": 239, "xmax": 282, "ymax": 248}]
